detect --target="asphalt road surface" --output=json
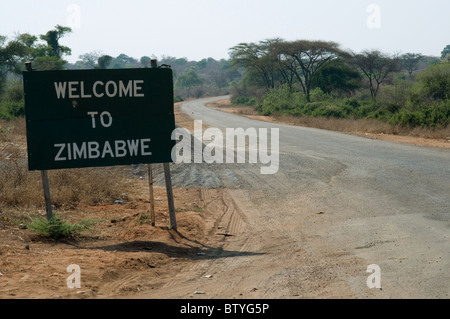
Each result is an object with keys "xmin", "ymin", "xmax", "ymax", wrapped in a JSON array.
[{"xmin": 170, "ymin": 96, "xmax": 449, "ymax": 299}]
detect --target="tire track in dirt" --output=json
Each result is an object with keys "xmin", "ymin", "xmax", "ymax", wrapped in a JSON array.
[{"xmin": 137, "ymin": 187, "xmax": 253, "ymax": 298}]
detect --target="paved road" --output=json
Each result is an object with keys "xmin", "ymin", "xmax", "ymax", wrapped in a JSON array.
[{"xmin": 178, "ymin": 96, "xmax": 449, "ymax": 298}]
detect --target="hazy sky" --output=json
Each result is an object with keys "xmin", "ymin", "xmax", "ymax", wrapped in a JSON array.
[{"xmin": 1, "ymin": 0, "xmax": 449, "ymax": 63}]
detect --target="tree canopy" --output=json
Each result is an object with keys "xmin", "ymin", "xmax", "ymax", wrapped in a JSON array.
[
  {"xmin": 230, "ymin": 39, "xmax": 349, "ymax": 101},
  {"xmin": 441, "ymin": 44, "xmax": 450, "ymax": 59},
  {"xmin": 352, "ymin": 50, "xmax": 401, "ymax": 100}
]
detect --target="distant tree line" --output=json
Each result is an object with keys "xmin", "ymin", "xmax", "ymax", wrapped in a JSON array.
[
  {"xmin": 0, "ymin": 25, "xmax": 242, "ymax": 119},
  {"xmin": 1, "ymin": 27, "xmax": 449, "ymax": 128},
  {"xmin": 73, "ymin": 53, "xmax": 241, "ymax": 100},
  {"xmin": 229, "ymin": 38, "xmax": 449, "ymax": 129}
]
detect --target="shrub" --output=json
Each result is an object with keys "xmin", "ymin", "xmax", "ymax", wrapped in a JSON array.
[
  {"xmin": 390, "ymin": 110, "xmax": 426, "ymax": 128},
  {"xmin": 390, "ymin": 99, "xmax": 450, "ymax": 128},
  {"xmin": 259, "ymin": 85, "xmax": 306, "ymax": 116},
  {"xmin": 428, "ymin": 100, "xmax": 450, "ymax": 127},
  {"xmin": 174, "ymin": 95, "xmax": 184, "ymax": 103},
  {"xmin": 367, "ymin": 109, "xmax": 394, "ymax": 122},
  {"xmin": 0, "ymin": 80, "xmax": 26, "ymax": 120},
  {"xmin": 343, "ymin": 97, "xmax": 360, "ymax": 109},
  {"xmin": 0, "ymin": 99, "xmax": 25, "ymax": 119},
  {"xmin": 232, "ymin": 96, "xmax": 256, "ymax": 106},
  {"xmin": 310, "ymin": 104, "xmax": 346, "ymax": 118},
  {"xmin": 407, "ymin": 63, "xmax": 450, "ymax": 109},
  {"xmin": 24, "ymin": 213, "xmax": 101, "ymax": 240},
  {"xmin": 309, "ymin": 87, "xmax": 330, "ymax": 102},
  {"xmin": 302, "ymin": 102, "xmax": 325, "ymax": 116},
  {"xmin": 353, "ymin": 102, "xmax": 376, "ymax": 118},
  {"xmin": 417, "ymin": 63, "xmax": 450, "ymax": 101}
]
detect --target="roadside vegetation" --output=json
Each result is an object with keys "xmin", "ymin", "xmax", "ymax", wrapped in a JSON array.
[
  {"xmin": 229, "ymin": 39, "xmax": 450, "ymax": 131},
  {"xmin": 21, "ymin": 212, "xmax": 101, "ymax": 240}
]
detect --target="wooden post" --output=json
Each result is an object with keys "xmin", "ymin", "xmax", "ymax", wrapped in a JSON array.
[
  {"xmin": 149, "ymin": 59, "xmax": 177, "ymax": 230},
  {"xmin": 147, "ymin": 164, "xmax": 156, "ymax": 226},
  {"xmin": 147, "ymin": 59, "xmax": 158, "ymax": 227},
  {"xmin": 40, "ymin": 170, "xmax": 53, "ymax": 220},
  {"xmin": 27, "ymin": 63, "xmax": 53, "ymax": 221},
  {"xmin": 164, "ymin": 163, "xmax": 177, "ymax": 230}
]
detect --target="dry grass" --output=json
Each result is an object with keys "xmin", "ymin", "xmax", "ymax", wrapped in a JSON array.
[
  {"xmin": 0, "ymin": 117, "xmax": 27, "ymax": 140},
  {"xmin": 0, "ymin": 117, "xmax": 131, "ymax": 211},
  {"xmin": 0, "ymin": 159, "xmax": 128, "ymax": 211},
  {"xmin": 274, "ymin": 115, "xmax": 450, "ymax": 140}
]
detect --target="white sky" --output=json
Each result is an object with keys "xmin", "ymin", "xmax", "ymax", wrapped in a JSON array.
[{"xmin": 1, "ymin": 0, "xmax": 449, "ymax": 63}]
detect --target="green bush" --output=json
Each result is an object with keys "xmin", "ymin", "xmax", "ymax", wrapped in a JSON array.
[
  {"xmin": 390, "ymin": 110, "xmax": 425, "ymax": 128},
  {"xmin": 310, "ymin": 104, "xmax": 346, "ymax": 118},
  {"xmin": 174, "ymin": 95, "xmax": 184, "ymax": 103},
  {"xmin": 232, "ymin": 96, "xmax": 256, "ymax": 106},
  {"xmin": 417, "ymin": 63, "xmax": 450, "ymax": 101},
  {"xmin": 353, "ymin": 102, "xmax": 375, "ymax": 118},
  {"xmin": 309, "ymin": 87, "xmax": 330, "ymax": 102},
  {"xmin": 24, "ymin": 213, "xmax": 101, "ymax": 240},
  {"xmin": 0, "ymin": 99, "xmax": 25, "ymax": 120},
  {"xmin": 259, "ymin": 85, "xmax": 306, "ymax": 116},
  {"xmin": 0, "ymin": 80, "xmax": 25, "ymax": 120},
  {"xmin": 343, "ymin": 97, "xmax": 360, "ymax": 109},
  {"xmin": 389, "ymin": 100, "xmax": 449, "ymax": 128},
  {"xmin": 302, "ymin": 101, "xmax": 325, "ymax": 116},
  {"xmin": 367, "ymin": 109, "xmax": 394, "ymax": 122},
  {"xmin": 407, "ymin": 63, "xmax": 450, "ymax": 109}
]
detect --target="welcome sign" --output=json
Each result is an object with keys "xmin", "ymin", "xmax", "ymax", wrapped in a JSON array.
[{"xmin": 23, "ymin": 68, "xmax": 176, "ymax": 171}]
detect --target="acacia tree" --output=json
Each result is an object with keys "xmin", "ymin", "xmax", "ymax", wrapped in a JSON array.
[
  {"xmin": 272, "ymin": 40, "xmax": 348, "ymax": 101},
  {"xmin": 229, "ymin": 40, "xmax": 279, "ymax": 91},
  {"xmin": 310, "ymin": 58, "xmax": 362, "ymax": 96},
  {"xmin": 352, "ymin": 50, "xmax": 400, "ymax": 100},
  {"xmin": 400, "ymin": 53, "xmax": 423, "ymax": 76}
]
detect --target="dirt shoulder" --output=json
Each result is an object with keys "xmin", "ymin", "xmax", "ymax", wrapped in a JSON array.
[
  {"xmin": 206, "ymin": 98, "xmax": 450, "ymax": 149},
  {"xmin": 0, "ymin": 103, "xmax": 231, "ymax": 299}
]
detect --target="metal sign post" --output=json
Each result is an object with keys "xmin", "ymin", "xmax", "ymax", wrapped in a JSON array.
[
  {"xmin": 147, "ymin": 163, "xmax": 156, "ymax": 227},
  {"xmin": 164, "ymin": 162, "xmax": 177, "ymax": 230},
  {"xmin": 25, "ymin": 63, "xmax": 53, "ymax": 220},
  {"xmin": 40, "ymin": 170, "xmax": 53, "ymax": 220}
]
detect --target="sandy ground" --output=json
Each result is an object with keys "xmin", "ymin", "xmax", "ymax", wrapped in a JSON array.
[
  {"xmin": 0, "ymin": 99, "xmax": 448, "ymax": 300},
  {"xmin": 0, "ymin": 102, "xmax": 259, "ymax": 299},
  {"xmin": 1, "ymin": 103, "xmax": 221, "ymax": 299}
]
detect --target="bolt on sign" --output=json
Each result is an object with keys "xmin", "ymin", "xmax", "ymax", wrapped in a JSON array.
[{"xmin": 23, "ymin": 68, "xmax": 176, "ymax": 171}]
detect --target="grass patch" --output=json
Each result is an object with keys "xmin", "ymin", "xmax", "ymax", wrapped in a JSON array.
[
  {"xmin": 23, "ymin": 212, "xmax": 101, "ymax": 240},
  {"xmin": 135, "ymin": 212, "xmax": 153, "ymax": 225},
  {"xmin": 1, "ymin": 126, "xmax": 132, "ymax": 211},
  {"xmin": 0, "ymin": 161, "xmax": 129, "ymax": 210}
]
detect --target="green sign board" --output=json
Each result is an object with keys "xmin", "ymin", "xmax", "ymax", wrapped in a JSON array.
[{"xmin": 23, "ymin": 68, "xmax": 175, "ymax": 171}]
